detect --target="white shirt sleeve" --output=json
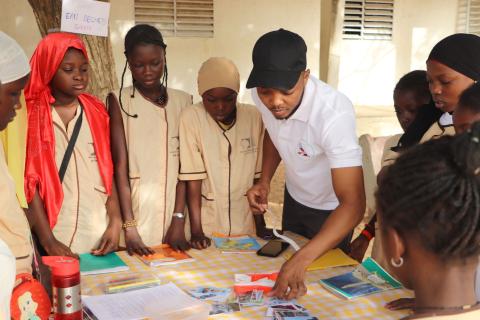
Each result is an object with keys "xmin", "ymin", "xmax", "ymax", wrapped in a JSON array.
[
  {"xmin": 321, "ymin": 112, "xmax": 363, "ymax": 169},
  {"xmin": 0, "ymin": 238, "xmax": 15, "ymax": 320}
]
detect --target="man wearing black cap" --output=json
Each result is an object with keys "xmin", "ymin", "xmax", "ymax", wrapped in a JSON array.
[{"xmin": 246, "ymin": 29, "xmax": 365, "ymax": 299}]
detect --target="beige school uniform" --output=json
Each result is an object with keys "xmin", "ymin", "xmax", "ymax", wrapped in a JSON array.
[
  {"xmin": 120, "ymin": 87, "xmax": 192, "ymax": 246},
  {"xmin": 52, "ymin": 106, "xmax": 109, "ymax": 254},
  {"xmin": 371, "ymin": 134, "xmax": 401, "ymax": 265},
  {"xmin": 178, "ymin": 103, "xmax": 263, "ymax": 237},
  {"xmin": 0, "ymin": 142, "xmax": 33, "ymax": 274},
  {"xmin": 420, "ymin": 122, "xmax": 455, "ymax": 143},
  {"xmin": 380, "ymin": 134, "xmax": 401, "ymax": 167}
]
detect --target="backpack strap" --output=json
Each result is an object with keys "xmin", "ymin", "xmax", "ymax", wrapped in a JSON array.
[{"xmin": 58, "ymin": 106, "xmax": 83, "ymax": 183}]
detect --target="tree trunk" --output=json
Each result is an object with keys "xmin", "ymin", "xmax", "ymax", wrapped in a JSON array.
[{"xmin": 27, "ymin": 0, "xmax": 118, "ymax": 100}]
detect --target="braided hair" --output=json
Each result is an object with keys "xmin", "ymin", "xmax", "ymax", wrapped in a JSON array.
[
  {"xmin": 119, "ymin": 24, "xmax": 168, "ymax": 118},
  {"xmin": 376, "ymin": 122, "xmax": 480, "ymax": 260}
]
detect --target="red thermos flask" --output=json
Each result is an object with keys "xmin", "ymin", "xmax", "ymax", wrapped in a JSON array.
[{"xmin": 42, "ymin": 256, "xmax": 82, "ymax": 320}]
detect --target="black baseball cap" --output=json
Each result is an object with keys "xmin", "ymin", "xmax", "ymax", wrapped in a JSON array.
[{"xmin": 246, "ymin": 28, "xmax": 307, "ymax": 90}]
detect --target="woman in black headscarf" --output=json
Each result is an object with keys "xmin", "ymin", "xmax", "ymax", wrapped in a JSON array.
[{"xmin": 421, "ymin": 33, "xmax": 480, "ymax": 141}]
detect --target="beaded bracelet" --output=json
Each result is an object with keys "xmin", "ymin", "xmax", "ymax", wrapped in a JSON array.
[{"xmin": 122, "ymin": 219, "xmax": 138, "ymax": 229}]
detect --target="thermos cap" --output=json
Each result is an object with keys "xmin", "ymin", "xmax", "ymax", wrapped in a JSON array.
[{"xmin": 42, "ymin": 256, "xmax": 80, "ymax": 277}]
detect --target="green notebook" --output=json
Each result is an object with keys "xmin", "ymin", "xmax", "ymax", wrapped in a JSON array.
[{"xmin": 80, "ymin": 252, "xmax": 129, "ymax": 276}]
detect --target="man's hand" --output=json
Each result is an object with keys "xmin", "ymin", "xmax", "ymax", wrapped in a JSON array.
[
  {"xmin": 246, "ymin": 181, "xmax": 270, "ymax": 213},
  {"xmin": 164, "ymin": 219, "xmax": 190, "ymax": 251},
  {"xmin": 268, "ymin": 253, "xmax": 311, "ymax": 299},
  {"xmin": 124, "ymin": 227, "xmax": 155, "ymax": 256},
  {"xmin": 92, "ymin": 220, "xmax": 121, "ymax": 256}
]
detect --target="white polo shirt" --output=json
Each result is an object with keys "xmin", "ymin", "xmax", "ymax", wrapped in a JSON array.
[{"xmin": 252, "ymin": 75, "xmax": 362, "ymax": 210}]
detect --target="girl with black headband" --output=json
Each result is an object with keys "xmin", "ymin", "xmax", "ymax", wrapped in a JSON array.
[
  {"xmin": 108, "ymin": 24, "xmax": 193, "ymax": 255},
  {"xmin": 377, "ymin": 124, "xmax": 480, "ymax": 320},
  {"xmin": 421, "ymin": 33, "xmax": 480, "ymax": 142}
]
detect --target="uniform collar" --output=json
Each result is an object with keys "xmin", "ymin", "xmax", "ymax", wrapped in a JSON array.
[
  {"xmin": 439, "ymin": 112, "xmax": 453, "ymax": 126},
  {"xmin": 285, "ymin": 76, "xmax": 314, "ymax": 122}
]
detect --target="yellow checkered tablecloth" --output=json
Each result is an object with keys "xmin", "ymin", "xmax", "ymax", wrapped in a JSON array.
[{"xmin": 81, "ymin": 234, "xmax": 412, "ymax": 319}]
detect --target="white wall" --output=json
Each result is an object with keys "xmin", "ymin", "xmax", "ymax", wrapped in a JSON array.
[
  {"xmin": 335, "ymin": 0, "xmax": 459, "ymax": 136},
  {"xmin": 0, "ymin": 0, "xmax": 460, "ymax": 137},
  {"xmin": 109, "ymin": 0, "xmax": 321, "ymax": 103},
  {"xmin": 0, "ymin": 0, "xmax": 320, "ymax": 104},
  {"xmin": 0, "ymin": 1, "xmax": 42, "ymax": 56}
]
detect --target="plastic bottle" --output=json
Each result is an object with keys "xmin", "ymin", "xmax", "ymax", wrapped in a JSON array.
[{"xmin": 42, "ymin": 256, "xmax": 82, "ymax": 320}]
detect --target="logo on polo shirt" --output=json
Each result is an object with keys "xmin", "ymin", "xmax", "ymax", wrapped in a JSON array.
[{"xmin": 297, "ymin": 141, "xmax": 313, "ymax": 158}]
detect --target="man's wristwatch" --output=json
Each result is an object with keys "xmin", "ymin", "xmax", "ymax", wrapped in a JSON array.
[{"xmin": 172, "ymin": 212, "xmax": 185, "ymax": 219}]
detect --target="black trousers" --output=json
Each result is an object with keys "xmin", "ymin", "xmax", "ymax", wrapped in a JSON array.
[{"xmin": 282, "ymin": 188, "xmax": 352, "ymax": 253}]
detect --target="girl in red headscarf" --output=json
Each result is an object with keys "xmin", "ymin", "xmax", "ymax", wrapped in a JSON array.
[{"xmin": 24, "ymin": 33, "xmax": 121, "ymax": 258}]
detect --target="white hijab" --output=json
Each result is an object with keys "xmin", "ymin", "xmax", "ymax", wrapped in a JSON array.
[{"xmin": 0, "ymin": 31, "xmax": 30, "ymax": 84}]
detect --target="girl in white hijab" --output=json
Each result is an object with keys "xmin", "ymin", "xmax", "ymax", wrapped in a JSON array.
[{"xmin": 0, "ymin": 31, "xmax": 31, "ymax": 320}]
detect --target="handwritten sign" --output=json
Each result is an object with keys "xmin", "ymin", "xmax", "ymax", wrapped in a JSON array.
[{"xmin": 61, "ymin": 0, "xmax": 110, "ymax": 37}]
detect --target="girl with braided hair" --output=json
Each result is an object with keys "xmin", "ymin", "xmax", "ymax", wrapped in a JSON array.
[
  {"xmin": 108, "ymin": 24, "xmax": 192, "ymax": 255},
  {"xmin": 387, "ymin": 33, "xmax": 480, "ymax": 311},
  {"xmin": 377, "ymin": 122, "xmax": 480, "ymax": 319}
]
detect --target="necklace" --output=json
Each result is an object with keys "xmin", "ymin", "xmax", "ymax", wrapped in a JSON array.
[
  {"xmin": 136, "ymin": 84, "xmax": 168, "ymax": 106},
  {"xmin": 155, "ymin": 91, "xmax": 167, "ymax": 106}
]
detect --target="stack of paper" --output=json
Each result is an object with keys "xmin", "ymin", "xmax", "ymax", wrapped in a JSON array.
[
  {"xmin": 83, "ymin": 282, "xmax": 210, "ymax": 320},
  {"xmin": 79, "ymin": 253, "xmax": 129, "ymax": 276}
]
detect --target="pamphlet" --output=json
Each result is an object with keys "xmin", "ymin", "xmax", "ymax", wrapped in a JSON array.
[
  {"xmin": 188, "ymin": 286, "xmax": 232, "ymax": 302},
  {"xmin": 234, "ymin": 272, "xmax": 278, "ymax": 294},
  {"xmin": 136, "ymin": 244, "xmax": 194, "ymax": 267},
  {"xmin": 319, "ymin": 257, "xmax": 402, "ymax": 299},
  {"xmin": 212, "ymin": 234, "xmax": 261, "ymax": 253}
]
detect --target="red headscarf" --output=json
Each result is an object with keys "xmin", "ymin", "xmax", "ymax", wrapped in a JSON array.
[{"xmin": 24, "ymin": 32, "xmax": 113, "ymax": 228}]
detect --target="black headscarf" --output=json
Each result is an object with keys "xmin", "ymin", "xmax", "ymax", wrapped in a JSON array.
[{"xmin": 428, "ymin": 33, "xmax": 480, "ymax": 81}]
